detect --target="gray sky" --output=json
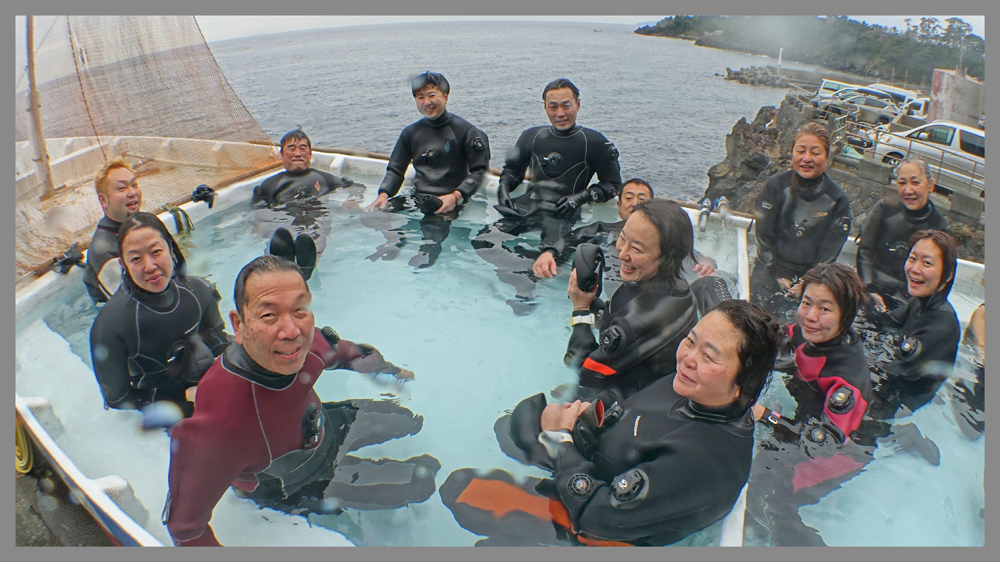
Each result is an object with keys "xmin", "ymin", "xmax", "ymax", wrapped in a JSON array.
[{"xmin": 193, "ymin": 15, "xmax": 986, "ymax": 43}]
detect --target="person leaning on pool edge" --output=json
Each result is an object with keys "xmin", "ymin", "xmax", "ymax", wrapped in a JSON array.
[
  {"xmin": 750, "ymin": 122, "xmax": 852, "ymax": 314},
  {"xmin": 441, "ymin": 299, "xmax": 782, "ymax": 546},
  {"xmin": 83, "ymin": 158, "xmax": 143, "ymax": 304},
  {"xmin": 856, "ymin": 155, "xmax": 949, "ymax": 312},
  {"xmin": 164, "ymin": 255, "xmax": 415, "ymax": 546}
]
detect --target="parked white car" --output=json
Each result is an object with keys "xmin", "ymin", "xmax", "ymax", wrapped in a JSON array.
[{"xmin": 871, "ymin": 121, "xmax": 985, "ymax": 198}]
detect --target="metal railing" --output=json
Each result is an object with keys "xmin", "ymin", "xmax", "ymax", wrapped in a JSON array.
[{"xmin": 868, "ymin": 130, "xmax": 985, "ymax": 197}]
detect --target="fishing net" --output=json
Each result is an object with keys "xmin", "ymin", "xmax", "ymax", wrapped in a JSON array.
[{"xmin": 14, "ymin": 16, "xmax": 281, "ymax": 282}]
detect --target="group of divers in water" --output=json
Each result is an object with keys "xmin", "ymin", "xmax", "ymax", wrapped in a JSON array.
[{"xmin": 76, "ymin": 73, "xmax": 984, "ymax": 546}]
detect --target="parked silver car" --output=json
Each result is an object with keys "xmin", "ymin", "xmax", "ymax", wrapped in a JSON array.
[{"xmin": 871, "ymin": 121, "xmax": 986, "ymax": 198}]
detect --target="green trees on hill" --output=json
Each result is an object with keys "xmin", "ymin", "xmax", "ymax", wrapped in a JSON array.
[{"xmin": 636, "ymin": 16, "xmax": 984, "ymax": 84}]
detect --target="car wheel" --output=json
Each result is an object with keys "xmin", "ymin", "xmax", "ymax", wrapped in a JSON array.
[{"xmin": 882, "ymin": 153, "xmax": 904, "ymax": 166}]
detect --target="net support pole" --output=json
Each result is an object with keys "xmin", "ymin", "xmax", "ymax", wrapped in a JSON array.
[{"xmin": 26, "ymin": 16, "xmax": 57, "ymax": 201}]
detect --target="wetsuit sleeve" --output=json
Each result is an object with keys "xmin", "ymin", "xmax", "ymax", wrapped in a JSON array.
[
  {"xmin": 578, "ymin": 293, "xmax": 697, "ymax": 388},
  {"xmin": 542, "ymin": 222, "xmax": 609, "ymax": 262},
  {"xmin": 166, "ymin": 423, "xmax": 249, "ymax": 546},
  {"xmin": 498, "ymin": 129, "xmax": 533, "ymax": 193},
  {"xmin": 313, "ymin": 328, "xmax": 405, "ymax": 377},
  {"xmin": 815, "ymin": 191, "xmax": 852, "ymax": 264},
  {"xmin": 457, "ymin": 127, "xmax": 490, "ymax": 202},
  {"xmin": 546, "ymin": 434, "xmax": 738, "ymax": 542},
  {"xmin": 856, "ymin": 200, "xmax": 884, "ymax": 286},
  {"xmin": 316, "ymin": 170, "xmax": 353, "ymax": 190},
  {"xmin": 89, "ymin": 305, "xmax": 150, "ymax": 409},
  {"xmin": 818, "ymin": 379, "xmax": 869, "ymax": 437},
  {"xmin": 191, "ymin": 279, "xmax": 230, "ymax": 357},
  {"xmin": 753, "ymin": 177, "xmax": 783, "ymax": 269},
  {"xmin": 885, "ymin": 309, "xmax": 960, "ymax": 379},
  {"xmin": 379, "ymin": 129, "xmax": 414, "ymax": 198},
  {"xmin": 586, "ymin": 131, "xmax": 622, "ymax": 202},
  {"xmin": 252, "ymin": 174, "xmax": 279, "ymax": 206}
]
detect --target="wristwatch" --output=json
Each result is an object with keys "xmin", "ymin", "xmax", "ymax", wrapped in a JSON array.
[{"xmin": 571, "ymin": 312, "xmax": 595, "ymax": 327}]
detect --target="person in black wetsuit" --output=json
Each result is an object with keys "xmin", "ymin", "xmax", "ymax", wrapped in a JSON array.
[
  {"xmin": 869, "ymin": 229, "xmax": 961, "ymax": 416},
  {"xmin": 439, "ymin": 300, "xmax": 781, "ymax": 546},
  {"xmin": 751, "ymin": 123, "xmax": 852, "ymax": 321},
  {"xmin": 857, "ymin": 156, "xmax": 949, "ymax": 312},
  {"xmin": 472, "ymin": 78, "xmax": 622, "ymax": 314},
  {"xmin": 164, "ymin": 256, "xmax": 436, "ymax": 546},
  {"xmin": 83, "ymin": 158, "xmax": 143, "ymax": 304},
  {"xmin": 533, "ymin": 177, "xmax": 729, "ymax": 307},
  {"xmin": 748, "ymin": 262, "xmax": 876, "ymax": 546},
  {"xmin": 89, "ymin": 212, "xmax": 229, "ymax": 418},
  {"xmin": 251, "ymin": 129, "xmax": 359, "ymax": 279},
  {"xmin": 362, "ymin": 72, "xmax": 490, "ymax": 268},
  {"xmin": 563, "ymin": 199, "xmax": 705, "ymax": 399}
]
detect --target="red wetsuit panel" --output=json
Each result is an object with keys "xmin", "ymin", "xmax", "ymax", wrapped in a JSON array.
[{"xmin": 165, "ymin": 328, "xmax": 360, "ymax": 546}]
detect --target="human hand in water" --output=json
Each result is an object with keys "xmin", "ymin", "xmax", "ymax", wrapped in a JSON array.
[
  {"xmin": 568, "ymin": 269, "xmax": 598, "ymax": 311},
  {"xmin": 497, "ymin": 183, "xmax": 514, "ymax": 210},
  {"xmin": 533, "ymin": 251, "xmax": 558, "ymax": 278},
  {"xmin": 692, "ymin": 261, "xmax": 717, "ymax": 277},
  {"xmin": 778, "ymin": 278, "xmax": 803, "ymax": 299},
  {"xmin": 435, "ymin": 192, "xmax": 462, "ymax": 214},
  {"xmin": 540, "ymin": 400, "xmax": 592, "ymax": 432},
  {"xmin": 365, "ymin": 192, "xmax": 389, "ymax": 212},
  {"xmin": 869, "ymin": 293, "xmax": 887, "ymax": 312}
]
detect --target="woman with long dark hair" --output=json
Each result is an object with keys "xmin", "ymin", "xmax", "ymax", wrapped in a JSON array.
[
  {"xmin": 563, "ymin": 199, "xmax": 701, "ymax": 398},
  {"xmin": 750, "ymin": 122, "xmax": 852, "ymax": 316},
  {"xmin": 89, "ymin": 212, "xmax": 229, "ymax": 416},
  {"xmin": 441, "ymin": 299, "xmax": 782, "ymax": 546}
]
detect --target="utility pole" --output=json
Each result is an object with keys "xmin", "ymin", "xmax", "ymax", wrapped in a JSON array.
[{"xmin": 26, "ymin": 15, "xmax": 56, "ymax": 201}]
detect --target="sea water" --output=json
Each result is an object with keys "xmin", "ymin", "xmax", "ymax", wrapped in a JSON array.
[{"xmin": 210, "ymin": 20, "xmax": 797, "ymax": 202}]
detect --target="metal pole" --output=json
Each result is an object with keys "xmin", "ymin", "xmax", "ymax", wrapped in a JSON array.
[{"xmin": 26, "ymin": 15, "xmax": 56, "ymax": 201}]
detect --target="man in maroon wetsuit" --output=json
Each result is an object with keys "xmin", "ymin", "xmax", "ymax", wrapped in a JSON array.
[{"xmin": 163, "ymin": 255, "xmax": 423, "ymax": 546}]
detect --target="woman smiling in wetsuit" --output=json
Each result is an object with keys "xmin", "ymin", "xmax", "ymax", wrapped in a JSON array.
[
  {"xmin": 751, "ymin": 123, "xmax": 852, "ymax": 317},
  {"xmin": 877, "ymin": 229, "xmax": 961, "ymax": 414},
  {"xmin": 89, "ymin": 212, "xmax": 229, "ymax": 417},
  {"xmin": 440, "ymin": 300, "xmax": 782, "ymax": 546},
  {"xmin": 757, "ymin": 262, "xmax": 872, "ymax": 444},
  {"xmin": 563, "ymin": 199, "xmax": 699, "ymax": 398}
]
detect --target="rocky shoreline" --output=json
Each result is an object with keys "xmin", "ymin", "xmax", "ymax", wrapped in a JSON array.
[
  {"xmin": 717, "ymin": 65, "xmax": 790, "ymax": 88},
  {"xmin": 701, "ymin": 99, "xmax": 985, "ymax": 263}
]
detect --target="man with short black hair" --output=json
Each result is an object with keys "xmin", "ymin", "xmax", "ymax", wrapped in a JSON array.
[
  {"xmin": 473, "ymin": 78, "xmax": 622, "ymax": 313},
  {"xmin": 364, "ymin": 72, "xmax": 491, "ymax": 268},
  {"xmin": 252, "ymin": 129, "xmax": 360, "ymax": 279},
  {"xmin": 164, "ymin": 256, "xmax": 434, "ymax": 547},
  {"xmin": 253, "ymin": 129, "xmax": 354, "ymax": 206},
  {"xmin": 83, "ymin": 158, "xmax": 142, "ymax": 304}
]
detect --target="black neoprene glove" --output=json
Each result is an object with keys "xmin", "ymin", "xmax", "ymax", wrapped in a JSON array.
[
  {"xmin": 497, "ymin": 181, "xmax": 514, "ymax": 210},
  {"xmin": 555, "ymin": 190, "xmax": 592, "ymax": 217}
]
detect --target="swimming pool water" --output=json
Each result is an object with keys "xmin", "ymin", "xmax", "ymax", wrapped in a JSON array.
[{"xmin": 14, "ymin": 170, "xmax": 984, "ymax": 546}]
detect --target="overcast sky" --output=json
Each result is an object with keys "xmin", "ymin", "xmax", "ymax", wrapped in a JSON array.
[{"xmin": 193, "ymin": 15, "xmax": 986, "ymax": 43}]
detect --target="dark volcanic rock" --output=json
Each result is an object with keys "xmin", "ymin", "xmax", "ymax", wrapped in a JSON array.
[{"xmin": 703, "ymin": 103, "xmax": 806, "ymax": 211}]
